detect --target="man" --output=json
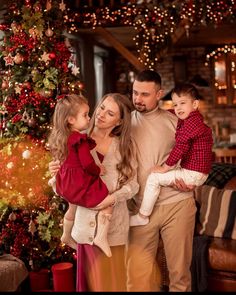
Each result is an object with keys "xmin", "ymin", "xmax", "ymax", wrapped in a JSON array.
[{"xmin": 126, "ymin": 70, "xmax": 196, "ymax": 291}]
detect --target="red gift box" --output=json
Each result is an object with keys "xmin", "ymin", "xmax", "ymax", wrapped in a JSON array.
[
  {"xmin": 29, "ymin": 268, "xmax": 50, "ymax": 292},
  {"xmin": 51, "ymin": 262, "xmax": 75, "ymax": 292}
]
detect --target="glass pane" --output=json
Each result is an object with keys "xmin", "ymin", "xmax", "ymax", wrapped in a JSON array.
[
  {"xmin": 214, "ymin": 58, "xmax": 227, "ymax": 89},
  {"xmin": 216, "ymin": 90, "xmax": 227, "ymax": 105},
  {"xmin": 231, "ymin": 55, "xmax": 236, "ymax": 104}
]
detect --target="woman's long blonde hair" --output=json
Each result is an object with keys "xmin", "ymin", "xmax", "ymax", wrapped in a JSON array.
[
  {"xmin": 48, "ymin": 94, "xmax": 88, "ymax": 162},
  {"xmin": 89, "ymin": 93, "xmax": 135, "ymax": 188}
]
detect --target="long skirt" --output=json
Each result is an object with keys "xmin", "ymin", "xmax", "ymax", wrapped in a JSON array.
[{"xmin": 76, "ymin": 244, "xmax": 126, "ymax": 292}]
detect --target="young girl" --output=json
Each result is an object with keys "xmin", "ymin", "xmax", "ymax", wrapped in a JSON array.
[{"xmin": 48, "ymin": 94, "xmax": 112, "ymax": 257}]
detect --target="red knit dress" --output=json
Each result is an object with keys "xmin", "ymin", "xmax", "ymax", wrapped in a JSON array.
[{"xmin": 56, "ymin": 131, "xmax": 109, "ymax": 207}]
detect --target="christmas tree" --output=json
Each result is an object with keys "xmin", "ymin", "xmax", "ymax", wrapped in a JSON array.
[{"xmin": 0, "ymin": 0, "xmax": 82, "ymax": 270}]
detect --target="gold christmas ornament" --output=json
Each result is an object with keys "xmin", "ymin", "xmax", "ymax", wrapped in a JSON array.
[
  {"xmin": 28, "ymin": 219, "xmax": 37, "ymax": 235},
  {"xmin": 14, "ymin": 53, "xmax": 24, "ymax": 64},
  {"xmin": 7, "ymin": 162, "xmax": 14, "ymax": 169},
  {"xmin": 8, "ymin": 212, "xmax": 17, "ymax": 221},
  {"xmin": 45, "ymin": 27, "xmax": 54, "ymax": 37},
  {"xmin": 22, "ymin": 110, "xmax": 30, "ymax": 122}
]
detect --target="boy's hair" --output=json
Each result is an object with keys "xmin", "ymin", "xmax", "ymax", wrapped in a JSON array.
[
  {"xmin": 171, "ymin": 83, "xmax": 201, "ymax": 100},
  {"xmin": 135, "ymin": 70, "xmax": 162, "ymax": 87}
]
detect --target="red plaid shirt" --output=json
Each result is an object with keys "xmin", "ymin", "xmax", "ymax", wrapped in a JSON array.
[{"xmin": 166, "ymin": 110, "xmax": 213, "ymax": 174}]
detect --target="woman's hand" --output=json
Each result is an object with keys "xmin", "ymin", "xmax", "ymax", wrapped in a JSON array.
[
  {"xmin": 172, "ymin": 178, "xmax": 196, "ymax": 192},
  {"xmin": 98, "ymin": 164, "xmax": 106, "ymax": 176},
  {"xmin": 91, "ymin": 194, "xmax": 115, "ymax": 210},
  {"xmin": 49, "ymin": 159, "xmax": 60, "ymax": 176}
]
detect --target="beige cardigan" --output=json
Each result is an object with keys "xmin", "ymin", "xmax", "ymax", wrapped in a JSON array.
[{"xmin": 71, "ymin": 137, "xmax": 139, "ymax": 247}]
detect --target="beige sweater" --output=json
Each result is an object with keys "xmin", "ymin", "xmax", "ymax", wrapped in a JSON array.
[
  {"xmin": 131, "ymin": 106, "xmax": 194, "ymax": 206},
  {"xmin": 71, "ymin": 137, "xmax": 139, "ymax": 246}
]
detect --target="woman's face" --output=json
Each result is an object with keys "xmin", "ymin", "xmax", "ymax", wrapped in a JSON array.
[{"xmin": 95, "ymin": 96, "xmax": 121, "ymax": 130}]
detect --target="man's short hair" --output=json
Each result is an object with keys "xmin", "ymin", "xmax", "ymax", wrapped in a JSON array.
[{"xmin": 135, "ymin": 70, "xmax": 162, "ymax": 86}]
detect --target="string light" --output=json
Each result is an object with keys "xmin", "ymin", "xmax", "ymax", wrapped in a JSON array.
[
  {"xmin": 205, "ymin": 44, "xmax": 236, "ymax": 66},
  {"xmin": 63, "ymin": 1, "xmax": 236, "ymax": 69}
]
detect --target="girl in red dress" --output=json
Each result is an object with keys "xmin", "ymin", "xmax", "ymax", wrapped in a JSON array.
[{"xmin": 48, "ymin": 94, "xmax": 112, "ymax": 257}]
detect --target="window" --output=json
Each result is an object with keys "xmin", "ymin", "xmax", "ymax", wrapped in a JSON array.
[
  {"xmin": 213, "ymin": 52, "xmax": 236, "ymax": 106},
  {"xmin": 94, "ymin": 46, "xmax": 108, "ymax": 104}
]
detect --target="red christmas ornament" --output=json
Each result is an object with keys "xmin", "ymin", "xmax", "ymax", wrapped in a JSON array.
[
  {"xmin": 2, "ymin": 80, "xmax": 9, "ymax": 89},
  {"xmin": 49, "ymin": 52, "xmax": 56, "ymax": 59},
  {"xmin": 34, "ymin": 2, "xmax": 42, "ymax": 12},
  {"xmin": 28, "ymin": 118, "xmax": 36, "ymax": 127},
  {"xmin": 25, "ymin": 0, "xmax": 31, "ymax": 8},
  {"xmin": 0, "ymin": 24, "xmax": 9, "ymax": 31},
  {"xmin": 78, "ymin": 82, "xmax": 84, "ymax": 90},
  {"xmin": 4, "ymin": 53, "xmax": 14, "ymax": 66},
  {"xmin": 45, "ymin": 27, "xmax": 54, "ymax": 37},
  {"xmin": 22, "ymin": 81, "xmax": 31, "ymax": 89},
  {"xmin": 60, "ymin": 85, "xmax": 69, "ymax": 94}
]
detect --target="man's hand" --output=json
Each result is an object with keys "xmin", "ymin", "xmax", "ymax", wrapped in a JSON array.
[
  {"xmin": 172, "ymin": 178, "xmax": 196, "ymax": 192},
  {"xmin": 150, "ymin": 163, "xmax": 171, "ymax": 174},
  {"xmin": 91, "ymin": 194, "xmax": 115, "ymax": 210},
  {"xmin": 49, "ymin": 160, "xmax": 60, "ymax": 177}
]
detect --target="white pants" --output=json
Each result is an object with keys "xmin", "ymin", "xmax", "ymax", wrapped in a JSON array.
[{"xmin": 140, "ymin": 168, "xmax": 208, "ymax": 216}]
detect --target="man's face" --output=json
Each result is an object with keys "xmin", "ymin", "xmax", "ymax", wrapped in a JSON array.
[{"xmin": 132, "ymin": 80, "xmax": 163, "ymax": 112}]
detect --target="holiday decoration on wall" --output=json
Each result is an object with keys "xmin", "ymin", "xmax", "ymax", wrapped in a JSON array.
[
  {"xmin": 0, "ymin": 0, "xmax": 80, "ymax": 271},
  {"xmin": 205, "ymin": 44, "xmax": 236, "ymax": 65}
]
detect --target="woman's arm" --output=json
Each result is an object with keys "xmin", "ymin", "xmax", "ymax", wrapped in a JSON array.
[
  {"xmin": 92, "ymin": 152, "xmax": 140, "ymax": 210},
  {"xmin": 92, "ymin": 176, "xmax": 139, "ymax": 210}
]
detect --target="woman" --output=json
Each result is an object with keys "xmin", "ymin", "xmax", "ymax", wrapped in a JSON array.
[{"xmin": 49, "ymin": 93, "xmax": 139, "ymax": 291}]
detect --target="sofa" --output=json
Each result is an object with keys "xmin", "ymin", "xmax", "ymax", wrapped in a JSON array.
[{"xmin": 157, "ymin": 162, "xmax": 236, "ymax": 292}]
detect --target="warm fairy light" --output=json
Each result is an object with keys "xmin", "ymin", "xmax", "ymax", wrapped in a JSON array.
[
  {"xmin": 0, "ymin": 137, "xmax": 51, "ymax": 209},
  {"xmin": 62, "ymin": 1, "xmax": 236, "ymax": 69},
  {"xmin": 205, "ymin": 44, "xmax": 236, "ymax": 66}
]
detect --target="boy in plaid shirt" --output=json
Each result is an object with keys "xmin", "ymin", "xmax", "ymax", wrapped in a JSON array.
[{"xmin": 130, "ymin": 83, "xmax": 213, "ymax": 226}]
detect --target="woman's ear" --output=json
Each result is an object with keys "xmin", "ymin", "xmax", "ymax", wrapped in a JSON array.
[
  {"xmin": 116, "ymin": 119, "xmax": 122, "ymax": 126},
  {"xmin": 193, "ymin": 99, "xmax": 199, "ymax": 110}
]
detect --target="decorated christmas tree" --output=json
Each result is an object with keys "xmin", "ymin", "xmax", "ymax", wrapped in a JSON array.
[{"xmin": 0, "ymin": 0, "xmax": 82, "ymax": 270}]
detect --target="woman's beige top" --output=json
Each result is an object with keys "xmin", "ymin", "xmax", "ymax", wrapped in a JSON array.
[{"xmin": 71, "ymin": 137, "xmax": 139, "ymax": 247}]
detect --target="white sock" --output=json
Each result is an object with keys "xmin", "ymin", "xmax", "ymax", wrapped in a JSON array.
[
  {"xmin": 93, "ymin": 213, "xmax": 112, "ymax": 257},
  {"xmin": 130, "ymin": 213, "xmax": 149, "ymax": 227},
  {"xmin": 61, "ymin": 218, "xmax": 77, "ymax": 250}
]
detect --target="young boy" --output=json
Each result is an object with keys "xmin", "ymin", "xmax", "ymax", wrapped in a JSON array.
[{"xmin": 130, "ymin": 82, "xmax": 213, "ymax": 226}]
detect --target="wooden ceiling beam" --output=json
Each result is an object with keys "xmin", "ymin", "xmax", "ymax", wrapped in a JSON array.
[
  {"xmin": 151, "ymin": 20, "xmax": 188, "ymax": 63},
  {"xmin": 171, "ymin": 19, "xmax": 190, "ymax": 45},
  {"xmin": 95, "ymin": 27, "xmax": 145, "ymax": 71}
]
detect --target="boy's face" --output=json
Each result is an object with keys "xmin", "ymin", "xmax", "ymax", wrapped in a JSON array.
[
  {"xmin": 132, "ymin": 80, "xmax": 163, "ymax": 113},
  {"xmin": 172, "ymin": 93, "xmax": 199, "ymax": 120}
]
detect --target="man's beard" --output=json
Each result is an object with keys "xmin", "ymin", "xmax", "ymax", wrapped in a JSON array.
[{"xmin": 134, "ymin": 103, "xmax": 147, "ymax": 112}]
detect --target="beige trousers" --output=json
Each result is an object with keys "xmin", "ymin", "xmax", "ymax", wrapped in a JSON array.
[{"xmin": 126, "ymin": 197, "xmax": 196, "ymax": 292}]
